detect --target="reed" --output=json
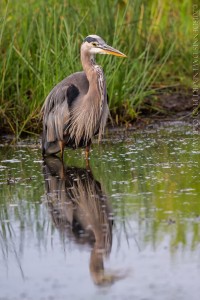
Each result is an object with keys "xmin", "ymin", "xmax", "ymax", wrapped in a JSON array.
[{"xmin": 0, "ymin": 0, "xmax": 192, "ymax": 136}]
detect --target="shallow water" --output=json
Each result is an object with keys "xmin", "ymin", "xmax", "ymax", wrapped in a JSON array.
[{"xmin": 0, "ymin": 124, "xmax": 200, "ymax": 300}]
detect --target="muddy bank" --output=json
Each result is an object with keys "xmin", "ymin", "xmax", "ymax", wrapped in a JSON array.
[{"xmin": 124, "ymin": 90, "xmax": 199, "ymax": 131}]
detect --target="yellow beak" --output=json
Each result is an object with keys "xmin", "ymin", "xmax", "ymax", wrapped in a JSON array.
[{"xmin": 100, "ymin": 45, "xmax": 127, "ymax": 57}]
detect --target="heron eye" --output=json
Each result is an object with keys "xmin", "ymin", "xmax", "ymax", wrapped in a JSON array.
[{"xmin": 92, "ymin": 42, "xmax": 98, "ymax": 47}]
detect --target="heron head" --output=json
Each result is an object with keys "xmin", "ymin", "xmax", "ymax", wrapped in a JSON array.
[{"xmin": 82, "ymin": 35, "xmax": 127, "ymax": 58}]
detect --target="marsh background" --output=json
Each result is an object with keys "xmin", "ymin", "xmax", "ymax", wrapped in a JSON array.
[{"xmin": 0, "ymin": 0, "xmax": 192, "ymax": 137}]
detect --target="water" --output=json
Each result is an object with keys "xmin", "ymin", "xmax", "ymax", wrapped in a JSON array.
[{"xmin": 0, "ymin": 123, "xmax": 200, "ymax": 300}]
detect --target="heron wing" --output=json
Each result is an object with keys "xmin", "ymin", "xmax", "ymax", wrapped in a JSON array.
[{"xmin": 42, "ymin": 72, "xmax": 89, "ymax": 153}]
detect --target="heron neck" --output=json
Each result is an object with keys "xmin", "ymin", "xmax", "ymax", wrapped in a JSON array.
[
  {"xmin": 81, "ymin": 50, "xmax": 105, "ymax": 108},
  {"xmin": 81, "ymin": 52, "xmax": 98, "ymax": 81}
]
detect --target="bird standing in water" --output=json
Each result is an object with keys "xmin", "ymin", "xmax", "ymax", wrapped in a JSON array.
[{"xmin": 41, "ymin": 35, "xmax": 126, "ymax": 161}]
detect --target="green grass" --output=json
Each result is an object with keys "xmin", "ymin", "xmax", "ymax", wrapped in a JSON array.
[{"xmin": 0, "ymin": 0, "xmax": 192, "ymax": 136}]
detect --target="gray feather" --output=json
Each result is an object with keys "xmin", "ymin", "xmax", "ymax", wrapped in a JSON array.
[{"xmin": 42, "ymin": 72, "xmax": 89, "ymax": 153}]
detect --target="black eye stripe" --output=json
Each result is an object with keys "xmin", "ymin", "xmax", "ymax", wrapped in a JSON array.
[{"xmin": 84, "ymin": 36, "xmax": 98, "ymax": 43}]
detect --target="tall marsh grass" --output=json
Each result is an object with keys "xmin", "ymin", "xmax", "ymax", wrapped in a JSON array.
[{"xmin": 0, "ymin": 0, "xmax": 192, "ymax": 135}]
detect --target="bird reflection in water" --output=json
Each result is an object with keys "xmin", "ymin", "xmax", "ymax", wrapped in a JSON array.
[{"xmin": 43, "ymin": 156, "xmax": 122, "ymax": 285}]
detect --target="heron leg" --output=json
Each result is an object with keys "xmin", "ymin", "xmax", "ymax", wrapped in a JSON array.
[
  {"xmin": 59, "ymin": 140, "xmax": 65, "ymax": 161},
  {"xmin": 85, "ymin": 145, "xmax": 90, "ymax": 167}
]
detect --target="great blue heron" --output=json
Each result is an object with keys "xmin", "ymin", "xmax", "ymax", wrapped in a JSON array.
[{"xmin": 41, "ymin": 35, "xmax": 126, "ymax": 160}]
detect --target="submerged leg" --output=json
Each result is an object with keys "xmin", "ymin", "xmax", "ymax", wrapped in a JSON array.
[{"xmin": 59, "ymin": 140, "xmax": 65, "ymax": 161}]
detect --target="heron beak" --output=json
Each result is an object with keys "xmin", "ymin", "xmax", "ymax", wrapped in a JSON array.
[{"xmin": 100, "ymin": 44, "xmax": 127, "ymax": 57}]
